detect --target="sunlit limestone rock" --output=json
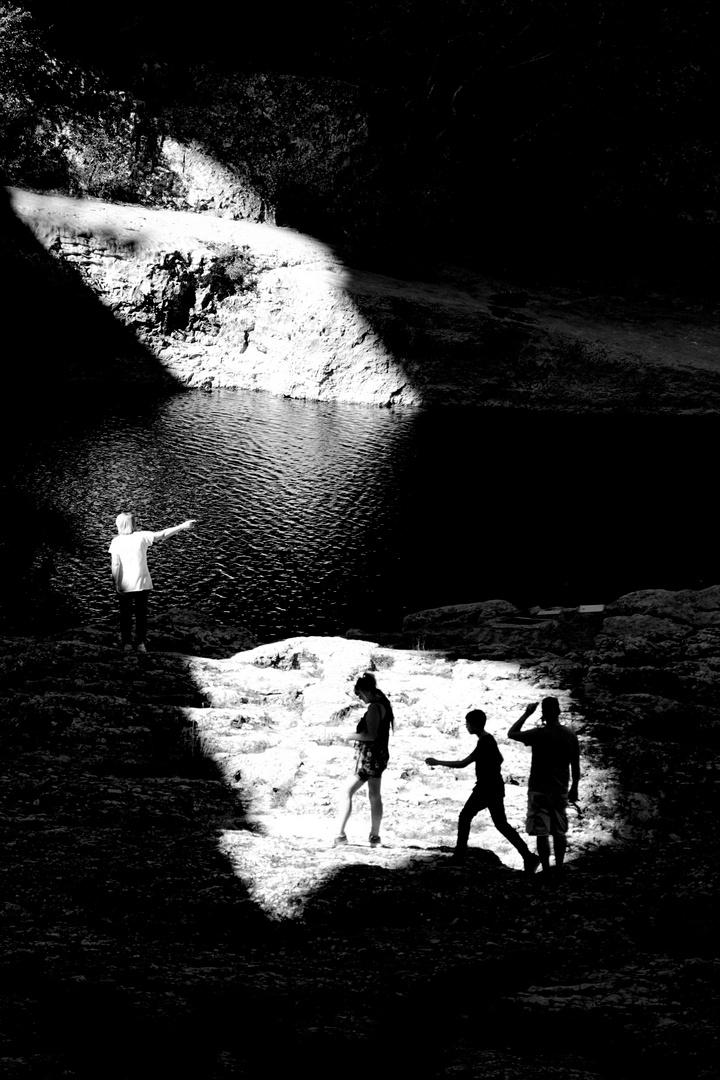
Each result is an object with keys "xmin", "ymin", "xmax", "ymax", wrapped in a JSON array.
[
  {"xmin": 161, "ymin": 138, "xmax": 272, "ymax": 224},
  {"xmin": 11, "ymin": 187, "xmax": 720, "ymax": 411},
  {"xmin": 229, "ymin": 265, "xmax": 419, "ymax": 404},
  {"xmin": 10, "ymin": 188, "xmax": 420, "ymax": 405},
  {"xmin": 176, "ymin": 633, "xmax": 627, "ymax": 916},
  {"xmin": 186, "ymin": 634, "xmax": 576, "ymax": 824}
]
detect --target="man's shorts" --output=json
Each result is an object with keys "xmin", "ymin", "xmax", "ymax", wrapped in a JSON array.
[{"xmin": 526, "ymin": 791, "xmax": 569, "ymax": 836}]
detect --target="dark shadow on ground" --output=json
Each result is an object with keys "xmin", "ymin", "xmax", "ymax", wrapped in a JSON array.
[
  {"xmin": 278, "ymin": 832, "xmax": 718, "ymax": 1078},
  {"xmin": 0, "ymin": 630, "xmax": 298, "ymax": 1078}
]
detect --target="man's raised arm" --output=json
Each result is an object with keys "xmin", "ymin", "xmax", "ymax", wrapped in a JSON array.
[{"xmin": 508, "ymin": 702, "xmax": 538, "ymax": 741}]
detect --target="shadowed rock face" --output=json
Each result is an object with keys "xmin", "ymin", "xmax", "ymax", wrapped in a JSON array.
[
  {"xmin": 0, "ymin": 187, "xmax": 180, "ymax": 399},
  {"xmin": 583, "ymin": 586, "xmax": 720, "ymax": 758},
  {"xmin": 401, "ymin": 585, "xmax": 720, "ymax": 818},
  {"xmin": 10, "ymin": 188, "xmax": 720, "ymax": 411}
]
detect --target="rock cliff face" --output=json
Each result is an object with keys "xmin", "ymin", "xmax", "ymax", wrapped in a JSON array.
[{"xmin": 10, "ymin": 186, "xmax": 720, "ymax": 410}]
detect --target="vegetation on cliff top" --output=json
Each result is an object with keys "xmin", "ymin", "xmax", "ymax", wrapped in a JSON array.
[{"xmin": 2, "ymin": 1, "xmax": 720, "ymax": 284}]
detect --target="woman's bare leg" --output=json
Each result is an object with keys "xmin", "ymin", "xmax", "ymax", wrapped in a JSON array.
[
  {"xmin": 368, "ymin": 777, "xmax": 383, "ymax": 837},
  {"xmin": 335, "ymin": 776, "xmax": 366, "ymax": 836}
]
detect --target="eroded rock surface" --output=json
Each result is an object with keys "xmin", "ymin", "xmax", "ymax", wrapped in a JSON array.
[
  {"xmin": 185, "ymin": 634, "xmax": 615, "ymax": 900},
  {"xmin": 10, "ymin": 187, "xmax": 720, "ymax": 411}
]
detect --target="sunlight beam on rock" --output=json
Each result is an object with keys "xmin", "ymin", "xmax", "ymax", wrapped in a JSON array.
[
  {"xmin": 9, "ymin": 182, "xmax": 415, "ymax": 405},
  {"xmin": 184, "ymin": 637, "xmax": 620, "ymax": 920}
]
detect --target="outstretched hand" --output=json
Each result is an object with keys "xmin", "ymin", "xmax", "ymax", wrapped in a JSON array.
[
  {"xmin": 183, "ymin": 519, "xmax": 198, "ymax": 531},
  {"xmin": 425, "ymin": 757, "xmax": 438, "ymax": 766}
]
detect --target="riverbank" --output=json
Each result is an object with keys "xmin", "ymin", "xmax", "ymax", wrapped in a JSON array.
[
  {"xmin": 7, "ymin": 186, "xmax": 720, "ymax": 411},
  {"xmin": 1, "ymin": 587, "xmax": 717, "ymax": 1077}
]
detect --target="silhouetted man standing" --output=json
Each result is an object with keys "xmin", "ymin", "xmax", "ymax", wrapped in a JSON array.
[{"xmin": 508, "ymin": 697, "xmax": 580, "ymax": 872}]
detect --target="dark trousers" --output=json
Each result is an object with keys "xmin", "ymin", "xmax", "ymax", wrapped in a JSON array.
[
  {"xmin": 457, "ymin": 783, "xmax": 533, "ymax": 859},
  {"xmin": 118, "ymin": 590, "xmax": 150, "ymax": 645}
]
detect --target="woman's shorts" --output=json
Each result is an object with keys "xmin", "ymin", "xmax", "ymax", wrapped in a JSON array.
[
  {"xmin": 526, "ymin": 791, "xmax": 569, "ymax": 836},
  {"xmin": 354, "ymin": 743, "xmax": 389, "ymax": 780}
]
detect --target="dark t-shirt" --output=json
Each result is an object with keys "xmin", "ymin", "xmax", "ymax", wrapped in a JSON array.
[
  {"xmin": 469, "ymin": 732, "xmax": 504, "ymax": 787},
  {"xmin": 356, "ymin": 701, "xmax": 391, "ymax": 754},
  {"xmin": 518, "ymin": 724, "xmax": 579, "ymax": 796}
]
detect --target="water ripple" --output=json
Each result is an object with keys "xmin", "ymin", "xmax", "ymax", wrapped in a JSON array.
[{"xmin": 8, "ymin": 391, "xmax": 719, "ymax": 639}]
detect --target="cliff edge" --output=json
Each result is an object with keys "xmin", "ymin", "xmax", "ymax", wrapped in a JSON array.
[{"xmin": 9, "ymin": 186, "xmax": 720, "ymax": 411}]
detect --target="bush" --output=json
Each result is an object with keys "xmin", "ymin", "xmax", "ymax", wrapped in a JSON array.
[
  {"xmin": 206, "ymin": 244, "xmax": 258, "ymax": 295},
  {"xmin": 0, "ymin": 6, "xmax": 179, "ymax": 204}
]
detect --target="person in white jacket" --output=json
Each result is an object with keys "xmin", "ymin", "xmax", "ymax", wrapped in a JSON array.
[{"xmin": 109, "ymin": 511, "xmax": 196, "ymax": 653}]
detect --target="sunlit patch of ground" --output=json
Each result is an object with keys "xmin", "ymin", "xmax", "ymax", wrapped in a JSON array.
[
  {"xmin": 216, "ymin": 772, "xmax": 620, "ymax": 920},
  {"xmin": 187, "ymin": 637, "xmax": 622, "ymax": 919}
]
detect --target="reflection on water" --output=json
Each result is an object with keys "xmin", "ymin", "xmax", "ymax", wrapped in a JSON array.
[{"xmin": 7, "ymin": 391, "xmax": 718, "ymax": 640}]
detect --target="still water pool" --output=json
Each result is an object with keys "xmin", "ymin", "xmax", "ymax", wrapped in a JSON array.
[{"xmin": 6, "ymin": 391, "xmax": 718, "ymax": 640}]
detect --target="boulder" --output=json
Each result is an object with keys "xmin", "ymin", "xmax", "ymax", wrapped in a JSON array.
[
  {"xmin": 403, "ymin": 600, "xmax": 520, "ymax": 633},
  {"xmin": 399, "ymin": 599, "xmax": 604, "ymax": 659},
  {"xmin": 146, "ymin": 605, "xmax": 256, "ymax": 657},
  {"xmin": 600, "ymin": 614, "xmax": 690, "ymax": 640},
  {"xmin": 607, "ymin": 585, "xmax": 720, "ymax": 626}
]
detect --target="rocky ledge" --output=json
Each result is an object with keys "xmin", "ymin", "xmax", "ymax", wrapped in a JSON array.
[
  {"xmin": 9, "ymin": 186, "xmax": 720, "ymax": 411},
  {"xmin": 0, "ymin": 586, "xmax": 717, "ymax": 1077},
  {"xmin": 400, "ymin": 585, "xmax": 720, "ymax": 794}
]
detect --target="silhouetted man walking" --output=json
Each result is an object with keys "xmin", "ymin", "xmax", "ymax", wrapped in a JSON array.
[{"xmin": 508, "ymin": 697, "xmax": 580, "ymax": 872}]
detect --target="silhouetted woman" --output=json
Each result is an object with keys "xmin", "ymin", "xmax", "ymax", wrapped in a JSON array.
[{"xmin": 333, "ymin": 672, "xmax": 394, "ymax": 847}]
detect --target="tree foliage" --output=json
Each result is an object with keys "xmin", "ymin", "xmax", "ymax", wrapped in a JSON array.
[
  {"xmin": 0, "ymin": 3, "xmax": 177, "ymax": 201},
  {"xmin": 0, "ymin": 4, "xmax": 66, "ymax": 185},
  {"xmin": 4, "ymin": 2, "xmax": 720, "ymax": 272}
]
